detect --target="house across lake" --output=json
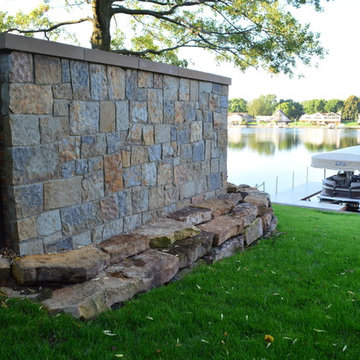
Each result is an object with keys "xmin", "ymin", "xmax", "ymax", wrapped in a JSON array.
[{"xmin": 299, "ymin": 112, "xmax": 341, "ymax": 125}]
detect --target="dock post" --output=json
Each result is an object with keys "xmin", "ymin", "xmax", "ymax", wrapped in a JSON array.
[
  {"xmin": 306, "ymin": 166, "xmax": 309, "ymax": 183},
  {"xmin": 292, "ymin": 171, "xmax": 295, "ymax": 189},
  {"xmin": 276, "ymin": 176, "xmax": 278, "ymax": 195}
]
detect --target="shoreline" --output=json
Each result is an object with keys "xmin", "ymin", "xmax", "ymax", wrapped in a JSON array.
[{"xmin": 228, "ymin": 124, "xmax": 360, "ymax": 130}]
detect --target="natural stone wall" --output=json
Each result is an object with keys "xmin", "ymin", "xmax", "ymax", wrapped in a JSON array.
[{"xmin": 0, "ymin": 34, "xmax": 230, "ymax": 256}]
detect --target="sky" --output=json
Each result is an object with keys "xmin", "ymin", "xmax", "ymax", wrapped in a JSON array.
[{"xmin": 3, "ymin": 0, "xmax": 360, "ymax": 102}]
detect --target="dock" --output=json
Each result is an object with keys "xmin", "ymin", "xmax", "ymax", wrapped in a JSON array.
[{"xmin": 272, "ymin": 182, "xmax": 346, "ymax": 211}]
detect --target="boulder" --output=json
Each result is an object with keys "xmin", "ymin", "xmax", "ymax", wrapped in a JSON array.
[
  {"xmin": 217, "ymin": 193, "xmax": 243, "ymax": 207},
  {"xmin": 100, "ymin": 234, "xmax": 150, "ymax": 264},
  {"xmin": 203, "ymin": 235, "xmax": 244, "ymax": 264},
  {"xmin": 43, "ymin": 275, "xmax": 146, "ymax": 319},
  {"xmin": 168, "ymin": 206, "xmax": 212, "ymax": 225},
  {"xmin": 12, "ymin": 246, "xmax": 109, "ymax": 285},
  {"xmin": 167, "ymin": 231, "xmax": 214, "ymax": 269},
  {"xmin": 107, "ymin": 249, "xmax": 179, "ymax": 289},
  {"xmin": 0, "ymin": 257, "xmax": 10, "ymax": 281},
  {"xmin": 191, "ymin": 198, "xmax": 234, "ymax": 217},
  {"xmin": 197, "ymin": 215, "xmax": 243, "ymax": 246},
  {"xmin": 243, "ymin": 191, "xmax": 270, "ymax": 216},
  {"xmin": 244, "ymin": 218, "xmax": 263, "ymax": 246},
  {"xmin": 230, "ymin": 203, "xmax": 258, "ymax": 227},
  {"xmin": 134, "ymin": 218, "xmax": 200, "ymax": 248}
]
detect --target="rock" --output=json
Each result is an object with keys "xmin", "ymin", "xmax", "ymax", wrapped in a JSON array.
[
  {"xmin": 230, "ymin": 203, "xmax": 258, "ymax": 227},
  {"xmin": 244, "ymin": 218, "xmax": 263, "ymax": 246},
  {"xmin": 218, "ymin": 193, "xmax": 243, "ymax": 207},
  {"xmin": 168, "ymin": 206, "xmax": 212, "ymax": 225},
  {"xmin": 192, "ymin": 198, "xmax": 235, "ymax": 217},
  {"xmin": 167, "ymin": 231, "xmax": 214, "ymax": 269},
  {"xmin": 203, "ymin": 235, "xmax": 244, "ymax": 264},
  {"xmin": 100, "ymin": 234, "xmax": 150, "ymax": 264},
  {"xmin": 135, "ymin": 218, "xmax": 200, "ymax": 248},
  {"xmin": 226, "ymin": 182, "xmax": 238, "ymax": 193},
  {"xmin": 261, "ymin": 208, "xmax": 275, "ymax": 233},
  {"xmin": 243, "ymin": 192, "xmax": 270, "ymax": 216},
  {"xmin": 263, "ymin": 213, "xmax": 278, "ymax": 238},
  {"xmin": 0, "ymin": 257, "xmax": 10, "ymax": 281},
  {"xmin": 12, "ymin": 246, "xmax": 109, "ymax": 285},
  {"xmin": 147, "ymin": 89, "xmax": 163, "ymax": 123},
  {"xmin": 104, "ymin": 153, "xmax": 123, "ymax": 194},
  {"xmin": 70, "ymin": 101, "xmax": 99, "ymax": 135},
  {"xmin": 197, "ymin": 215, "xmax": 243, "ymax": 246},
  {"xmin": 34, "ymin": 55, "xmax": 61, "ymax": 84},
  {"xmin": 108, "ymin": 249, "xmax": 179, "ymax": 289},
  {"xmin": 43, "ymin": 275, "xmax": 146, "ymax": 319}
]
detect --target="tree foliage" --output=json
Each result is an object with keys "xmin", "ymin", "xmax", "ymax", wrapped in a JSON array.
[
  {"xmin": 324, "ymin": 99, "xmax": 344, "ymax": 113},
  {"xmin": 247, "ymin": 94, "xmax": 277, "ymax": 116},
  {"xmin": 276, "ymin": 99, "xmax": 304, "ymax": 120},
  {"xmin": 0, "ymin": 0, "xmax": 329, "ymax": 73},
  {"xmin": 301, "ymin": 99, "xmax": 327, "ymax": 114},
  {"xmin": 228, "ymin": 98, "xmax": 247, "ymax": 113},
  {"xmin": 342, "ymin": 95, "xmax": 360, "ymax": 121}
]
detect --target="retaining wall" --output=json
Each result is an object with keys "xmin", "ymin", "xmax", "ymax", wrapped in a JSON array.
[{"xmin": 0, "ymin": 34, "xmax": 231, "ymax": 256}]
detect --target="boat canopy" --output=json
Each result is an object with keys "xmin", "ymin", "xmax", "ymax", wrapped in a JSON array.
[{"xmin": 311, "ymin": 145, "xmax": 360, "ymax": 171}]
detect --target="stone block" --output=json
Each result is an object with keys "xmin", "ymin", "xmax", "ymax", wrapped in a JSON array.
[
  {"xmin": 108, "ymin": 66, "xmax": 125, "ymax": 100},
  {"xmin": 53, "ymin": 83, "xmax": 72, "ymax": 99},
  {"xmin": 154, "ymin": 73, "xmax": 163, "ymax": 88},
  {"xmin": 197, "ymin": 215, "xmax": 243, "ymax": 246},
  {"xmin": 190, "ymin": 121, "xmax": 203, "ymax": 143},
  {"xmin": 190, "ymin": 80, "xmax": 199, "ymax": 101},
  {"xmin": 148, "ymin": 186, "xmax": 165, "ymax": 210},
  {"xmin": 244, "ymin": 217, "xmax": 263, "ymax": 246},
  {"xmin": 37, "ymin": 210, "xmax": 62, "ymax": 236},
  {"xmin": 82, "ymin": 170, "xmax": 104, "ymax": 201},
  {"xmin": 243, "ymin": 192, "xmax": 270, "ymax": 216},
  {"xmin": 214, "ymin": 111, "xmax": 227, "ymax": 129},
  {"xmin": 116, "ymin": 100, "xmax": 129, "ymax": 130},
  {"xmin": 34, "ymin": 55, "xmax": 61, "ymax": 84},
  {"xmin": 209, "ymin": 94, "xmax": 220, "ymax": 111},
  {"xmin": 185, "ymin": 102, "xmax": 197, "ymax": 122},
  {"xmin": 203, "ymin": 235, "xmax": 244, "ymax": 264},
  {"xmin": 81, "ymin": 134, "xmax": 106, "ymax": 158},
  {"xmin": 131, "ymin": 146, "xmax": 148, "ymax": 165},
  {"xmin": 163, "ymin": 75, "xmax": 179, "ymax": 101},
  {"xmin": 12, "ymin": 246, "xmax": 109, "ymax": 285},
  {"xmin": 40, "ymin": 116, "xmax": 68, "ymax": 143},
  {"xmin": 100, "ymin": 101, "xmax": 116, "ymax": 132},
  {"xmin": 121, "ymin": 150, "xmax": 131, "ymax": 167},
  {"xmin": 126, "ymin": 124, "xmax": 142, "ymax": 144},
  {"xmin": 162, "ymin": 143, "xmax": 175, "ymax": 157},
  {"xmin": 123, "ymin": 165, "xmax": 142, "ymax": 187},
  {"xmin": 218, "ymin": 129, "xmax": 228, "ymax": 147},
  {"xmin": 174, "ymin": 101, "xmax": 185, "ymax": 124},
  {"xmin": 88, "ymin": 156, "xmax": 103, "ymax": 172},
  {"xmin": 135, "ymin": 218, "xmax": 200, "ymax": 248},
  {"xmin": 148, "ymin": 144, "xmax": 162, "ymax": 161},
  {"xmin": 208, "ymin": 172, "xmax": 221, "ymax": 191},
  {"xmin": 123, "ymin": 214, "xmax": 142, "ymax": 233},
  {"xmin": 138, "ymin": 71, "xmax": 153, "ymax": 88},
  {"xmin": 203, "ymin": 123, "xmax": 214, "ymax": 139},
  {"xmin": 72, "ymin": 231, "xmax": 92, "ymax": 248},
  {"xmin": 61, "ymin": 59, "xmax": 70, "ymax": 82},
  {"xmin": 70, "ymin": 101, "xmax": 99, "ymax": 135},
  {"xmin": 100, "ymin": 233, "xmax": 150, "ymax": 263},
  {"xmin": 180, "ymin": 181, "xmax": 196, "ymax": 199},
  {"xmin": 43, "ymin": 275, "xmax": 146, "ymax": 319},
  {"xmin": 61, "ymin": 202, "xmax": 102, "ymax": 236},
  {"xmin": 45, "ymin": 236, "xmax": 73, "ymax": 253},
  {"xmin": 193, "ymin": 141, "xmax": 205, "ymax": 161},
  {"xmin": 157, "ymin": 162, "xmax": 173, "ymax": 186},
  {"xmin": 70, "ymin": 60, "xmax": 90, "ymax": 100},
  {"xmin": 59, "ymin": 137, "xmax": 79, "ymax": 162},
  {"xmin": 9, "ymin": 84, "xmax": 53, "ymax": 114},
  {"xmin": 176, "ymin": 125, "xmax": 190, "ymax": 145},
  {"xmin": 7, "ymin": 114, "xmax": 40, "ymax": 146},
  {"xmin": 230, "ymin": 203, "xmax": 258, "ymax": 227},
  {"xmin": 155, "ymin": 124, "xmax": 171, "ymax": 144},
  {"xmin": 9, "ymin": 52, "xmax": 33, "ymax": 83},
  {"xmin": 90, "ymin": 64, "xmax": 107, "ymax": 100},
  {"xmin": 16, "ymin": 217, "xmax": 37, "ymax": 241},
  {"xmin": 142, "ymin": 125, "xmax": 154, "ymax": 145},
  {"xmin": 192, "ymin": 198, "xmax": 235, "ymax": 217},
  {"xmin": 167, "ymin": 231, "xmax": 213, "ymax": 268},
  {"xmin": 174, "ymin": 164, "xmax": 189, "ymax": 185},
  {"xmin": 179, "ymin": 78, "xmax": 190, "ymax": 101},
  {"xmin": 53, "ymin": 100, "xmax": 69, "ymax": 117},
  {"xmin": 13, "ymin": 183, "xmax": 43, "ymax": 218},
  {"xmin": 132, "ymin": 186, "xmax": 149, "ymax": 213},
  {"xmin": 44, "ymin": 177, "xmax": 82, "ymax": 210},
  {"xmin": 15, "ymin": 238, "xmax": 45, "ymax": 256},
  {"xmin": 104, "ymin": 153, "xmax": 123, "ymax": 194},
  {"xmin": 126, "ymin": 69, "xmax": 146, "ymax": 101},
  {"xmin": 0, "ymin": 256, "xmax": 10, "ymax": 281},
  {"xmin": 147, "ymin": 89, "xmax": 163, "ymax": 123},
  {"xmin": 75, "ymin": 159, "xmax": 88, "ymax": 175},
  {"xmin": 102, "ymin": 219, "xmax": 124, "ymax": 240},
  {"xmin": 130, "ymin": 101, "xmax": 147, "ymax": 123},
  {"xmin": 100, "ymin": 196, "xmax": 120, "ymax": 222},
  {"xmin": 168, "ymin": 206, "xmax": 212, "ymax": 225},
  {"xmin": 164, "ymin": 184, "xmax": 178, "ymax": 205},
  {"xmin": 164, "ymin": 101, "xmax": 175, "ymax": 123},
  {"xmin": 261, "ymin": 208, "xmax": 275, "ymax": 232},
  {"xmin": 142, "ymin": 162, "xmax": 157, "ymax": 186}
]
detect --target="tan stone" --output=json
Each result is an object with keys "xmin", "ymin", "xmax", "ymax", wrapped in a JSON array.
[
  {"xmin": 168, "ymin": 206, "xmax": 212, "ymax": 225},
  {"xmin": 107, "ymin": 66, "xmax": 125, "ymax": 100},
  {"xmin": 244, "ymin": 218, "xmax": 263, "ymax": 246},
  {"xmin": 197, "ymin": 215, "xmax": 243, "ymax": 246},
  {"xmin": 100, "ymin": 101, "xmax": 115, "ymax": 132},
  {"xmin": 99, "ymin": 196, "xmax": 119, "ymax": 222},
  {"xmin": 174, "ymin": 101, "xmax": 185, "ymax": 124},
  {"xmin": 131, "ymin": 146, "xmax": 148, "ymax": 165},
  {"xmin": 44, "ymin": 178, "xmax": 82, "ymax": 210},
  {"xmin": 203, "ymin": 235, "xmax": 244, "ymax": 264},
  {"xmin": 121, "ymin": 150, "xmax": 131, "ymax": 168},
  {"xmin": 12, "ymin": 246, "xmax": 109, "ymax": 285},
  {"xmin": 9, "ymin": 52, "xmax": 33, "ymax": 83},
  {"xmin": 9, "ymin": 84, "xmax": 53, "ymax": 114},
  {"xmin": 100, "ymin": 234, "xmax": 150, "ymax": 263},
  {"xmin": 138, "ymin": 71, "xmax": 153, "ymax": 88},
  {"xmin": 231, "ymin": 203, "xmax": 258, "ymax": 227},
  {"xmin": 104, "ymin": 153, "xmax": 123, "ymax": 194},
  {"xmin": 0, "ymin": 257, "xmax": 10, "ymax": 281},
  {"xmin": 192, "ymin": 198, "xmax": 234, "ymax": 217},
  {"xmin": 135, "ymin": 218, "xmax": 200, "ymax": 248},
  {"xmin": 142, "ymin": 125, "xmax": 154, "ymax": 145},
  {"xmin": 17, "ymin": 217, "xmax": 37, "ymax": 241},
  {"xmin": 243, "ymin": 192, "xmax": 270, "ymax": 216},
  {"xmin": 126, "ymin": 124, "xmax": 142, "ymax": 144},
  {"xmin": 34, "ymin": 55, "xmax": 61, "ymax": 84},
  {"xmin": 157, "ymin": 162, "xmax": 173, "ymax": 186}
]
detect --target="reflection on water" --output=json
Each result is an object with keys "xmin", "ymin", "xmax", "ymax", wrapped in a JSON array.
[{"xmin": 227, "ymin": 127, "xmax": 360, "ymax": 196}]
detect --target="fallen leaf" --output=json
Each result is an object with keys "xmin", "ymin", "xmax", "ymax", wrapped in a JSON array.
[
  {"xmin": 196, "ymin": 284, "xmax": 201, "ymax": 290},
  {"xmin": 292, "ymin": 338, "xmax": 297, "ymax": 345},
  {"xmin": 220, "ymin": 314, "xmax": 224, "ymax": 320},
  {"xmin": 103, "ymin": 330, "xmax": 117, "ymax": 336},
  {"xmin": 146, "ymin": 316, "xmax": 153, "ymax": 321},
  {"xmin": 201, "ymin": 339, "xmax": 209, "ymax": 344},
  {"xmin": 115, "ymin": 355, "xmax": 124, "ymax": 358},
  {"xmin": 313, "ymin": 329, "xmax": 327, "ymax": 333},
  {"xmin": 343, "ymin": 345, "xmax": 347, "ymax": 352}
]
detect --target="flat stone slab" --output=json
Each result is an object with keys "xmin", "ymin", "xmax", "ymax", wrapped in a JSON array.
[
  {"xmin": 217, "ymin": 193, "xmax": 243, "ymax": 207},
  {"xmin": 43, "ymin": 275, "xmax": 146, "ymax": 319},
  {"xmin": 12, "ymin": 246, "xmax": 109, "ymax": 285},
  {"xmin": 134, "ymin": 218, "xmax": 200, "ymax": 248},
  {"xmin": 243, "ymin": 192, "xmax": 270, "ymax": 216},
  {"xmin": 167, "ymin": 231, "xmax": 214, "ymax": 269},
  {"xmin": 230, "ymin": 203, "xmax": 258, "ymax": 227},
  {"xmin": 107, "ymin": 249, "xmax": 179, "ymax": 289},
  {"xmin": 197, "ymin": 215, "xmax": 243, "ymax": 246},
  {"xmin": 100, "ymin": 234, "xmax": 150, "ymax": 264},
  {"xmin": 0, "ymin": 256, "xmax": 11, "ymax": 281},
  {"xmin": 244, "ymin": 217, "xmax": 263, "ymax": 246},
  {"xmin": 168, "ymin": 206, "xmax": 212, "ymax": 225},
  {"xmin": 203, "ymin": 235, "xmax": 244, "ymax": 264},
  {"xmin": 191, "ymin": 198, "xmax": 235, "ymax": 217}
]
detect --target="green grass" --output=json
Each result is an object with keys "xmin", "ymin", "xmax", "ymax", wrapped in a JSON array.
[{"xmin": 2, "ymin": 205, "xmax": 360, "ymax": 359}]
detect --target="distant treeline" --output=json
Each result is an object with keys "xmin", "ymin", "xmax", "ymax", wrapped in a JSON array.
[{"xmin": 229, "ymin": 95, "xmax": 360, "ymax": 121}]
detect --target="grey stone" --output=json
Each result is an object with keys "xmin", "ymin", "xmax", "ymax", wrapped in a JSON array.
[
  {"xmin": 34, "ymin": 55, "xmax": 61, "ymax": 84},
  {"xmin": 7, "ymin": 114, "xmax": 40, "ymax": 146},
  {"xmin": 61, "ymin": 59, "xmax": 71, "ymax": 83},
  {"xmin": 16, "ymin": 217, "xmax": 37, "ymax": 241},
  {"xmin": 180, "ymin": 181, "xmax": 196, "ymax": 199},
  {"xmin": 116, "ymin": 100, "xmax": 129, "ymax": 131},
  {"xmin": 180, "ymin": 144, "xmax": 192, "ymax": 160},
  {"xmin": 244, "ymin": 217, "xmax": 263, "ymax": 246},
  {"xmin": 61, "ymin": 202, "xmax": 102, "ymax": 236},
  {"xmin": 148, "ymin": 186, "xmax": 165, "ymax": 210},
  {"xmin": 130, "ymin": 101, "xmax": 147, "ymax": 123},
  {"xmin": 208, "ymin": 172, "xmax": 221, "ymax": 191},
  {"xmin": 192, "ymin": 197, "xmax": 234, "ymax": 217},
  {"xmin": 163, "ymin": 76, "xmax": 179, "ymax": 100},
  {"xmin": 81, "ymin": 170, "xmax": 105, "ymax": 201},
  {"xmin": 185, "ymin": 102, "xmax": 197, "ymax": 122},
  {"xmin": 45, "ymin": 236, "xmax": 73, "ymax": 253},
  {"xmin": 106, "ymin": 132, "xmax": 121, "ymax": 154},
  {"xmin": 131, "ymin": 146, "xmax": 148, "ymax": 165},
  {"xmin": 190, "ymin": 80, "xmax": 199, "ymax": 101},
  {"xmin": 102, "ymin": 219, "xmax": 124, "ymax": 240},
  {"xmin": 37, "ymin": 210, "xmax": 62, "ymax": 236},
  {"xmin": 44, "ymin": 177, "xmax": 82, "ymax": 210},
  {"xmin": 72, "ymin": 231, "xmax": 92, "ymax": 248},
  {"xmin": 243, "ymin": 191, "xmax": 270, "ymax": 216},
  {"xmin": 135, "ymin": 218, "xmax": 200, "ymax": 248},
  {"xmin": 53, "ymin": 100, "xmax": 69, "ymax": 118},
  {"xmin": 199, "ymin": 81, "xmax": 212, "ymax": 94},
  {"xmin": 162, "ymin": 143, "xmax": 175, "ymax": 157},
  {"xmin": 170, "ymin": 126, "xmax": 177, "ymax": 141},
  {"xmin": 155, "ymin": 125, "xmax": 171, "ymax": 144},
  {"xmin": 53, "ymin": 83, "xmax": 72, "ymax": 99},
  {"xmin": 75, "ymin": 159, "xmax": 88, "ymax": 175},
  {"xmin": 108, "ymin": 66, "xmax": 125, "ymax": 100},
  {"xmin": 126, "ymin": 124, "xmax": 142, "ymax": 144},
  {"xmin": 124, "ymin": 214, "xmax": 142, "ymax": 233},
  {"xmin": 138, "ymin": 71, "xmax": 153, "ymax": 88},
  {"xmin": 168, "ymin": 206, "xmax": 212, "ymax": 225},
  {"xmin": 212, "ymin": 83, "xmax": 223, "ymax": 94},
  {"xmin": 88, "ymin": 157, "xmax": 103, "ymax": 172},
  {"xmin": 117, "ymin": 189, "xmax": 132, "ymax": 216},
  {"xmin": 220, "ymin": 96, "xmax": 228, "ymax": 108},
  {"xmin": 132, "ymin": 186, "xmax": 149, "ymax": 213},
  {"xmin": 12, "ymin": 246, "xmax": 109, "ymax": 285},
  {"xmin": 59, "ymin": 137, "xmax": 80, "ymax": 163},
  {"xmin": 16, "ymin": 239, "xmax": 45, "ymax": 256},
  {"xmin": 157, "ymin": 161, "xmax": 173, "ymax": 186},
  {"xmin": 214, "ymin": 111, "xmax": 227, "ymax": 129},
  {"xmin": 100, "ymin": 196, "xmax": 119, "ymax": 221},
  {"xmin": 167, "ymin": 231, "xmax": 214, "ymax": 269},
  {"xmin": 126, "ymin": 69, "xmax": 146, "ymax": 101},
  {"xmin": 190, "ymin": 121, "xmax": 202, "ymax": 142},
  {"xmin": 164, "ymin": 101, "xmax": 175, "ymax": 123},
  {"xmin": 70, "ymin": 60, "xmax": 90, "ymax": 100},
  {"xmin": 203, "ymin": 235, "xmax": 244, "ymax": 264},
  {"xmin": 90, "ymin": 64, "xmax": 107, "ymax": 100},
  {"xmin": 148, "ymin": 144, "xmax": 162, "ymax": 161},
  {"xmin": 9, "ymin": 52, "xmax": 33, "ymax": 83},
  {"xmin": 177, "ymin": 125, "xmax": 190, "ymax": 145},
  {"xmin": 179, "ymin": 78, "xmax": 190, "ymax": 101},
  {"xmin": 230, "ymin": 203, "xmax": 258, "ymax": 227},
  {"xmin": 147, "ymin": 89, "xmax": 163, "ymax": 123},
  {"xmin": 81, "ymin": 134, "xmax": 107, "ymax": 158},
  {"xmin": 70, "ymin": 101, "xmax": 99, "ymax": 135},
  {"xmin": 123, "ymin": 165, "xmax": 142, "ymax": 187},
  {"xmin": 193, "ymin": 141, "xmax": 205, "ymax": 161},
  {"xmin": 142, "ymin": 162, "xmax": 157, "ymax": 186},
  {"xmin": 203, "ymin": 123, "xmax": 214, "ymax": 139},
  {"xmin": 13, "ymin": 183, "xmax": 43, "ymax": 218},
  {"xmin": 175, "ymin": 101, "xmax": 185, "ymax": 124},
  {"xmin": 40, "ymin": 116, "xmax": 68, "ymax": 143},
  {"xmin": 0, "ymin": 257, "xmax": 11, "ymax": 281}
]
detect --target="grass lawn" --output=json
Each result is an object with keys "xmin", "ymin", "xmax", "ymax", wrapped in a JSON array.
[{"xmin": 1, "ymin": 205, "xmax": 360, "ymax": 359}]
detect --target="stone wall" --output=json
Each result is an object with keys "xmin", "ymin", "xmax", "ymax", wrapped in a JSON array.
[{"xmin": 0, "ymin": 34, "xmax": 230, "ymax": 256}]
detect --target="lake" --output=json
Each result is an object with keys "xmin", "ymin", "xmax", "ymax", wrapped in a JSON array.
[{"xmin": 227, "ymin": 127, "xmax": 360, "ymax": 196}]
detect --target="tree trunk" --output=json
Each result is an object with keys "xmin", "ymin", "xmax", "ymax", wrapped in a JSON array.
[{"xmin": 91, "ymin": 0, "xmax": 112, "ymax": 51}]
